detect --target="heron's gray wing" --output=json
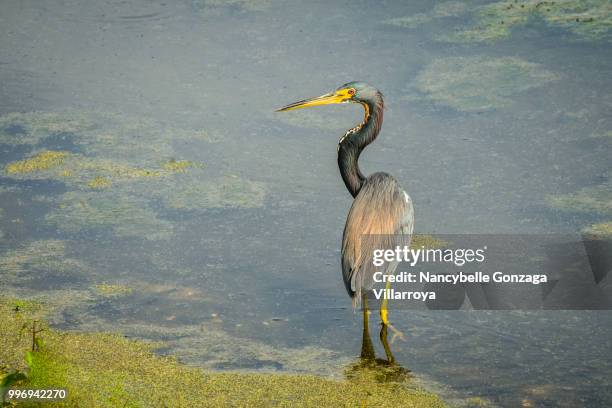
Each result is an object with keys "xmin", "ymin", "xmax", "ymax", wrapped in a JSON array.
[
  {"xmin": 378, "ymin": 190, "xmax": 414, "ymax": 281},
  {"xmin": 341, "ymin": 173, "xmax": 414, "ymax": 305}
]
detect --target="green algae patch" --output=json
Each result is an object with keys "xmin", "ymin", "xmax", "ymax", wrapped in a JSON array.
[
  {"xmin": 90, "ymin": 320, "xmax": 351, "ymax": 377},
  {"xmin": 441, "ymin": 0, "xmax": 612, "ymax": 43},
  {"xmin": 414, "ymin": 56, "xmax": 559, "ymax": 112},
  {"xmin": 345, "ymin": 357, "xmax": 412, "ymax": 385},
  {"xmin": 87, "ymin": 176, "xmax": 112, "ymax": 189},
  {"xmin": 461, "ymin": 397, "xmax": 496, "ymax": 407},
  {"xmin": 5, "ymin": 152, "xmax": 166, "ymax": 187},
  {"xmin": 0, "ymin": 289, "xmax": 97, "ymax": 329},
  {"xmin": 46, "ymin": 190, "xmax": 173, "ymax": 240},
  {"xmin": 163, "ymin": 159, "xmax": 196, "ymax": 173},
  {"xmin": 546, "ymin": 181, "xmax": 612, "ymax": 215},
  {"xmin": 0, "ymin": 302, "xmax": 445, "ymax": 408},
  {"xmin": 384, "ymin": 1, "xmax": 468, "ymax": 28},
  {"xmin": 5, "ymin": 151, "xmax": 69, "ymax": 174},
  {"xmin": 411, "ymin": 234, "xmax": 449, "ymax": 249},
  {"xmin": 582, "ymin": 221, "xmax": 612, "ymax": 238},
  {"xmin": 92, "ymin": 283, "xmax": 133, "ymax": 297},
  {"xmin": 591, "ymin": 130, "xmax": 612, "ymax": 139},
  {"xmin": 0, "ymin": 240, "xmax": 88, "ymax": 281},
  {"xmin": 2, "ymin": 298, "xmax": 44, "ymax": 315}
]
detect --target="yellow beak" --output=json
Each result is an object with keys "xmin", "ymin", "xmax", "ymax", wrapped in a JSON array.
[{"xmin": 276, "ymin": 89, "xmax": 352, "ymax": 112}]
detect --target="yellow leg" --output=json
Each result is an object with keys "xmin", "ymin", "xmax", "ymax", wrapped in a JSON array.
[
  {"xmin": 380, "ymin": 280, "xmax": 405, "ymax": 343},
  {"xmin": 380, "ymin": 280, "xmax": 391, "ymax": 325},
  {"xmin": 380, "ymin": 279, "xmax": 392, "ymax": 325}
]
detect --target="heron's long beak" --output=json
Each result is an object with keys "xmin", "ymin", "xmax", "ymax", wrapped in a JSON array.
[{"xmin": 276, "ymin": 90, "xmax": 350, "ymax": 112}]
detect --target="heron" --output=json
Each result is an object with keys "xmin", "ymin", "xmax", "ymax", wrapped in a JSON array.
[{"xmin": 277, "ymin": 82, "xmax": 414, "ymax": 362}]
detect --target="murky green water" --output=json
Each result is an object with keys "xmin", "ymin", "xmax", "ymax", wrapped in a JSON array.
[{"xmin": 1, "ymin": 1, "xmax": 611, "ymax": 406}]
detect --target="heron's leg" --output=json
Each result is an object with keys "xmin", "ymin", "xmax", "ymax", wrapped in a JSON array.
[
  {"xmin": 380, "ymin": 280, "xmax": 405, "ymax": 343},
  {"xmin": 379, "ymin": 322, "xmax": 395, "ymax": 364},
  {"xmin": 380, "ymin": 279, "xmax": 391, "ymax": 326},
  {"xmin": 360, "ymin": 293, "xmax": 375, "ymax": 360}
]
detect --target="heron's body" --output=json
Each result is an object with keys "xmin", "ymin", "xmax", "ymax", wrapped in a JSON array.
[
  {"xmin": 342, "ymin": 172, "xmax": 413, "ymax": 304},
  {"xmin": 278, "ymin": 81, "xmax": 414, "ymax": 361}
]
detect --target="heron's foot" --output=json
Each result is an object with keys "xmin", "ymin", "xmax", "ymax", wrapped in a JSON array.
[{"xmin": 383, "ymin": 322, "xmax": 405, "ymax": 344}]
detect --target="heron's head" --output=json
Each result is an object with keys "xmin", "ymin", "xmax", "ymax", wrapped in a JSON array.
[{"xmin": 276, "ymin": 82, "xmax": 380, "ymax": 112}]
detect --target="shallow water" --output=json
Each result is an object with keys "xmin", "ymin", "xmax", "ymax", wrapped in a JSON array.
[{"xmin": 1, "ymin": 0, "xmax": 611, "ymax": 406}]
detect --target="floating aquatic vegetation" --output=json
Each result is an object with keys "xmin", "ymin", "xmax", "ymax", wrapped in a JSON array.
[
  {"xmin": 5, "ymin": 150, "xmax": 69, "ymax": 174},
  {"xmin": 92, "ymin": 283, "xmax": 133, "ymax": 297},
  {"xmin": 79, "ymin": 320, "xmax": 353, "ymax": 377},
  {"xmin": 430, "ymin": 1, "xmax": 469, "ymax": 18},
  {"xmin": 582, "ymin": 222, "xmax": 612, "ymax": 237},
  {"xmin": 384, "ymin": 1, "xmax": 468, "ymax": 28},
  {"xmin": 0, "ymin": 112, "xmax": 248, "ymax": 189},
  {"xmin": 461, "ymin": 396, "xmax": 496, "ymax": 407},
  {"xmin": 5, "ymin": 152, "xmax": 163, "ymax": 186},
  {"xmin": 0, "ymin": 288, "xmax": 96, "ymax": 327},
  {"xmin": 160, "ymin": 174, "xmax": 266, "ymax": 210},
  {"xmin": 87, "ymin": 176, "xmax": 112, "ymax": 189},
  {"xmin": 45, "ymin": 190, "xmax": 173, "ymax": 240},
  {"xmin": 37, "ymin": 283, "xmax": 345, "ymax": 375},
  {"xmin": 162, "ymin": 159, "xmax": 196, "ymax": 173},
  {"xmin": 0, "ymin": 240, "xmax": 88, "ymax": 281},
  {"xmin": 441, "ymin": 0, "xmax": 612, "ymax": 43},
  {"xmin": 2, "ymin": 297, "xmax": 44, "ymax": 315},
  {"xmin": 591, "ymin": 130, "xmax": 612, "ymax": 139},
  {"xmin": 0, "ymin": 301, "xmax": 444, "ymax": 407},
  {"xmin": 546, "ymin": 180, "xmax": 612, "ymax": 215},
  {"xmin": 414, "ymin": 56, "xmax": 559, "ymax": 112},
  {"xmin": 7, "ymin": 293, "xmax": 440, "ymax": 403},
  {"xmin": 410, "ymin": 234, "xmax": 449, "ymax": 249},
  {"xmin": 345, "ymin": 357, "xmax": 412, "ymax": 385},
  {"xmin": 0, "ymin": 111, "xmax": 267, "ymax": 239}
]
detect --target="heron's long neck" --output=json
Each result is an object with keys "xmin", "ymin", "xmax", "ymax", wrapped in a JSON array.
[{"xmin": 337, "ymin": 96, "xmax": 384, "ymax": 197}]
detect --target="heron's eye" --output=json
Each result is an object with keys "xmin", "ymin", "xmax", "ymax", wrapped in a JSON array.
[{"xmin": 347, "ymin": 88, "xmax": 356, "ymax": 96}]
